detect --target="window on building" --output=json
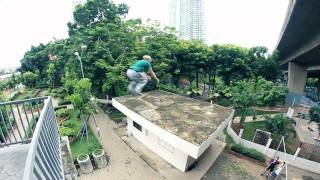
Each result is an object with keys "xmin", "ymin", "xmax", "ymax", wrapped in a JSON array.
[
  {"xmin": 158, "ymin": 137, "xmax": 174, "ymax": 153},
  {"xmin": 133, "ymin": 121, "xmax": 142, "ymax": 131}
]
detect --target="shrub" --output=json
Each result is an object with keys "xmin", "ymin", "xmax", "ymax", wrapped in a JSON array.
[
  {"xmin": 56, "ymin": 109, "xmax": 69, "ymax": 118},
  {"xmin": 255, "ymin": 77, "xmax": 288, "ymax": 106},
  {"xmin": 58, "ymin": 99, "xmax": 72, "ymax": 106},
  {"xmin": 10, "ymin": 91, "xmax": 21, "ymax": 100},
  {"xmin": 231, "ymin": 144, "xmax": 266, "ymax": 163},
  {"xmin": 309, "ymin": 107, "xmax": 320, "ymax": 124},
  {"xmin": 62, "ymin": 121, "xmax": 72, "ymax": 127},
  {"xmin": 265, "ymin": 114, "xmax": 296, "ymax": 138},
  {"xmin": 32, "ymin": 89, "xmax": 42, "ymax": 97},
  {"xmin": 218, "ymin": 98, "xmax": 231, "ymax": 107},
  {"xmin": 59, "ymin": 127, "xmax": 76, "ymax": 137}
]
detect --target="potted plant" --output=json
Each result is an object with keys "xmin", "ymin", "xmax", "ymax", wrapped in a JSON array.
[
  {"xmin": 92, "ymin": 149, "xmax": 108, "ymax": 168},
  {"xmin": 77, "ymin": 154, "xmax": 93, "ymax": 174}
]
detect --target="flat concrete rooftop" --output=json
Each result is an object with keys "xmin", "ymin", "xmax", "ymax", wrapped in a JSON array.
[
  {"xmin": 114, "ymin": 90, "xmax": 233, "ymax": 146},
  {"xmin": 0, "ymin": 143, "xmax": 30, "ymax": 180}
]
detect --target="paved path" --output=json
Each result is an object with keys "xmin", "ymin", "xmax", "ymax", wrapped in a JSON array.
[{"xmin": 80, "ymin": 108, "xmax": 164, "ymax": 180}]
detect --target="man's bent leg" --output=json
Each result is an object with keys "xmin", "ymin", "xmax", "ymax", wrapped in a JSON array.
[
  {"xmin": 128, "ymin": 81, "xmax": 137, "ymax": 93},
  {"xmin": 135, "ymin": 79, "xmax": 148, "ymax": 94}
]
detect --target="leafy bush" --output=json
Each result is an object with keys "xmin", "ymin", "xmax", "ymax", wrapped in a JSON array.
[
  {"xmin": 35, "ymin": 84, "xmax": 49, "ymax": 89},
  {"xmin": 158, "ymin": 83, "xmax": 182, "ymax": 94},
  {"xmin": 255, "ymin": 77, "xmax": 288, "ymax": 106},
  {"xmin": 231, "ymin": 144, "xmax": 266, "ymax": 163},
  {"xmin": 32, "ymin": 89, "xmax": 41, "ymax": 97},
  {"xmin": 309, "ymin": 107, "xmax": 320, "ymax": 124},
  {"xmin": 9, "ymin": 91, "xmax": 21, "ymax": 100},
  {"xmin": 59, "ymin": 127, "xmax": 76, "ymax": 137},
  {"xmin": 58, "ymin": 99, "xmax": 72, "ymax": 106},
  {"xmin": 62, "ymin": 121, "xmax": 72, "ymax": 127},
  {"xmin": 265, "ymin": 114, "xmax": 296, "ymax": 137},
  {"xmin": 55, "ymin": 109, "xmax": 69, "ymax": 118},
  {"xmin": 218, "ymin": 98, "xmax": 231, "ymax": 107},
  {"xmin": 232, "ymin": 80, "xmax": 256, "ymax": 109}
]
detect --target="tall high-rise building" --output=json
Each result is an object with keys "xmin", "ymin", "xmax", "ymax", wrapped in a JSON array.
[{"xmin": 170, "ymin": 0, "xmax": 206, "ymax": 42}]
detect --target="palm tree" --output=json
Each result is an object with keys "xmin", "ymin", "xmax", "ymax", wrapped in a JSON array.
[{"xmin": 265, "ymin": 114, "xmax": 296, "ymax": 138}]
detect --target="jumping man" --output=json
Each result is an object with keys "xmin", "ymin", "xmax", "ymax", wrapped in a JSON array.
[{"xmin": 126, "ymin": 55, "xmax": 159, "ymax": 95}]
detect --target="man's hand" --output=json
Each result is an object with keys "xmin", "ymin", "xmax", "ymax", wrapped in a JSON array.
[{"xmin": 155, "ymin": 78, "xmax": 160, "ymax": 83}]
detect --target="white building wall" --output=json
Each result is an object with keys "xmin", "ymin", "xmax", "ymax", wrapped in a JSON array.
[{"xmin": 127, "ymin": 118, "xmax": 190, "ymax": 172}]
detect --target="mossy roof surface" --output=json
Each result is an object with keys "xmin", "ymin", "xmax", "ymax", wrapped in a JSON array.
[{"xmin": 114, "ymin": 90, "xmax": 233, "ymax": 146}]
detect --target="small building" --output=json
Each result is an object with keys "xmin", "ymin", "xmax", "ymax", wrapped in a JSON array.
[{"xmin": 112, "ymin": 90, "xmax": 234, "ymax": 172}]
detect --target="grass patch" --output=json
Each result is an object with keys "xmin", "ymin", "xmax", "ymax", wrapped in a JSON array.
[
  {"xmin": 70, "ymin": 127, "xmax": 102, "ymax": 160},
  {"xmin": 67, "ymin": 110, "xmax": 82, "ymax": 133},
  {"xmin": 66, "ymin": 109, "xmax": 102, "ymax": 160}
]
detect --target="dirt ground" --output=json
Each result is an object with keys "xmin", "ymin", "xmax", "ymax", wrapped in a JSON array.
[
  {"xmin": 202, "ymin": 150, "xmax": 320, "ymax": 180},
  {"xmin": 202, "ymin": 151, "xmax": 265, "ymax": 180}
]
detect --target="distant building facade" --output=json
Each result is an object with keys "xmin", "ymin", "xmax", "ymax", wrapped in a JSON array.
[{"xmin": 170, "ymin": 0, "xmax": 206, "ymax": 42}]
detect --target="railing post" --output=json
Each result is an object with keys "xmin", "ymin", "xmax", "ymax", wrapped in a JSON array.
[
  {"xmin": 264, "ymin": 138, "xmax": 272, "ymax": 154},
  {"xmin": 238, "ymin": 129, "xmax": 244, "ymax": 144},
  {"xmin": 291, "ymin": 147, "xmax": 301, "ymax": 163}
]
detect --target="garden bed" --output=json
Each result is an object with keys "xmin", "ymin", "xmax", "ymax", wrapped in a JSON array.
[
  {"xmin": 70, "ymin": 127, "xmax": 102, "ymax": 160},
  {"xmin": 233, "ymin": 121, "xmax": 299, "ymax": 154},
  {"xmin": 58, "ymin": 109, "xmax": 102, "ymax": 160}
]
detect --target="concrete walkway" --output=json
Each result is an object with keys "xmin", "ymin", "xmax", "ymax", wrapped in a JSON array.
[{"xmin": 80, "ymin": 109, "xmax": 164, "ymax": 180}]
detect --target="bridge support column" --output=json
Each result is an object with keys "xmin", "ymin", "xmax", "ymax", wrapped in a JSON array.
[{"xmin": 288, "ymin": 62, "xmax": 307, "ymax": 94}]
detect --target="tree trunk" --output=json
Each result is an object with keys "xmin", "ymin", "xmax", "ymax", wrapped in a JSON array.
[
  {"xmin": 203, "ymin": 73, "xmax": 206, "ymax": 93},
  {"xmin": 212, "ymin": 70, "xmax": 216, "ymax": 90},
  {"xmin": 196, "ymin": 71, "xmax": 199, "ymax": 88}
]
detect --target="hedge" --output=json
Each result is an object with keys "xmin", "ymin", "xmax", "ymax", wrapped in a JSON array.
[
  {"xmin": 54, "ymin": 105, "xmax": 67, "ymax": 111},
  {"xmin": 58, "ymin": 99, "xmax": 71, "ymax": 106},
  {"xmin": 231, "ymin": 144, "xmax": 266, "ymax": 163}
]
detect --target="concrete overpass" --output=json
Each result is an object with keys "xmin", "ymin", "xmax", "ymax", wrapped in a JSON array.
[{"xmin": 277, "ymin": 0, "xmax": 320, "ymax": 95}]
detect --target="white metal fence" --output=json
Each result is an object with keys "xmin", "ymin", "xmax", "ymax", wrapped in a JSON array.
[{"xmin": 23, "ymin": 97, "xmax": 64, "ymax": 180}]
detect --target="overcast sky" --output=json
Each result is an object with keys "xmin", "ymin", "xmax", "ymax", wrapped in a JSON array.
[{"xmin": 0, "ymin": 0, "xmax": 289, "ymax": 68}]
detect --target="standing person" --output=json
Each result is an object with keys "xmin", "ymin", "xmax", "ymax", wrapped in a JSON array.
[
  {"xmin": 271, "ymin": 162, "xmax": 286, "ymax": 179},
  {"xmin": 260, "ymin": 156, "xmax": 280, "ymax": 176},
  {"xmin": 126, "ymin": 55, "xmax": 159, "ymax": 95}
]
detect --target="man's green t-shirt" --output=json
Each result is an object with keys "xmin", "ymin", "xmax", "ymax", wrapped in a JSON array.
[{"xmin": 131, "ymin": 60, "xmax": 151, "ymax": 72}]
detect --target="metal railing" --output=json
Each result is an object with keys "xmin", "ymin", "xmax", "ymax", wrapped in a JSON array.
[
  {"xmin": 0, "ymin": 96, "xmax": 64, "ymax": 179},
  {"xmin": 23, "ymin": 97, "xmax": 63, "ymax": 179},
  {"xmin": 0, "ymin": 97, "xmax": 46, "ymax": 146}
]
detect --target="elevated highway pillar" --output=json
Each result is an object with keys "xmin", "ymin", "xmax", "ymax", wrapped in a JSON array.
[{"xmin": 288, "ymin": 62, "xmax": 307, "ymax": 94}]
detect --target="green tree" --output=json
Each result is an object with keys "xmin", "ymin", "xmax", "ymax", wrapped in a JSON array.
[
  {"xmin": 69, "ymin": 78, "xmax": 95, "ymax": 116},
  {"xmin": 248, "ymin": 47, "xmax": 280, "ymax": 81},
  {"xmin": 176, "ymin": 40, "xmax": 211, "ymax": 88},
  {"xmin": 213, "ymin": 44, "xmax": 252, "ymax": 85},
  {"xmin": 255, "ymin": 77, "xmax": 288, "ymax": 106},
  {"xmin": 47, "ymin": 63, "xmax": 57, "ymax": 88},
  {"xmin": 22, "ymin": 71, "xmax": 39, "ymax": 88}
]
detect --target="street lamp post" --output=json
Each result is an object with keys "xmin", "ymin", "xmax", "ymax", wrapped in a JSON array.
[
  {"xmin": 74, "ymin": 52, "xmax": 84, "ymax": 79},
  {"xmin": 74, "ymin": 45, "xmax": 87, "ymax": 79}
]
